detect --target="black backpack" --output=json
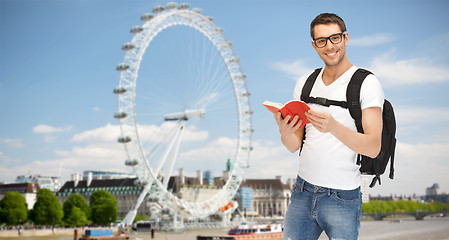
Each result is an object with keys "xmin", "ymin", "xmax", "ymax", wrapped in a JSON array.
[{"xmin": 301, "ymin": 68, "xmax": 396, "ymax": 188}]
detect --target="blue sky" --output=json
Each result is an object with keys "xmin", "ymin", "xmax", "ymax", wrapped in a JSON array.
[{"xmin": 1, "ymin": 0, "xmax": 448, "ymax": 196}]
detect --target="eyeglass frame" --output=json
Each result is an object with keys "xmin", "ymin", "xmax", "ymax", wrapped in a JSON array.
[{"xmin": 312, "ymin": 32, "xmax": 347, "ymax": 48}]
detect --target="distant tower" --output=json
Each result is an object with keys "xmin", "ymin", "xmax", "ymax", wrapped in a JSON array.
[
  {"xmin": 204, "ymin": 170, "xmax": 214, "ymax": 185},
  {"xmin": 226, "ymin": 158, "xmax": 233, "ymax": 172}
]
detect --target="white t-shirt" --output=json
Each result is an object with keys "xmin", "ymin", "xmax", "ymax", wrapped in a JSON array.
[{"xmin": 293, "ymin": 66, "xmax": 384, "ymax": 190}]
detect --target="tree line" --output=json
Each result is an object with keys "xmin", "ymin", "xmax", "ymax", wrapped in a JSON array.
[
  {"xmin": 3, "ymin": 189, "xmax": 449, "ymax": 226},
  {"xmin": 362, "ymin": 200, "xmax": 449, "ymax": 213},
  {"xmin": 0, "ymin": 189, "xmax": 118, "ymax": 227}
]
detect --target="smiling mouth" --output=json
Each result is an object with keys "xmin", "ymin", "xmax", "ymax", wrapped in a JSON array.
[{"xmin": 326, "ymin": 51, "xmax": 337, "ymax": 57}]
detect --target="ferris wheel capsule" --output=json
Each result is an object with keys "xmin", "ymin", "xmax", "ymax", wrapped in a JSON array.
[
  {"xmin": 152, "ymin": 5, "xmax": 165, "ymax": 13},
  {"xmin": 192, "ymin": 8, "xmax": 202, "ymax": 14},
  {"xmin": 125, "ymin": 159, "xmax": 139, "ymax": 166},
  {"xmin": 121, "ymin": 42, "xmax": 135, "ymax": 51},
  {"xmin": 145, "ymin": 195, "xmax": 160, "ymax": 202},
  {"xmin": 226, "ymin": 57, "xmax": 240, "ymax": 63},
  {"xmin": 232, "ymin": 73, "xmax": 246, "ymax": 80},
  {"xmin": 130, "ymin": 26, "xmax": 144, "ymax": 34},
  {"xmin": 241, "ymin": 91, "xmax": 251, "ymax": 97},
  {"xmin": 134, "ymin": 178, "xmax": 149, "ymax": 186},
  {"xmin": 140, "ymin": 13, "xmax": 154, "ymax": 21},
  {"xmin": 116, "ymin": 63, "xmax": 130, "ymax": 71},
  {"xmin": 113, "ymin": 87, "xmax": 127, "ymax": 94},
  {"xmin": 166, "ymin": 2, "xmax": 177, "ymax": 10},
  {"xmin": 178, "ymin": 3, "xmax": 190, "ymax": 10},
  {"xmin": 114, "ymin": 112, "xmax": 127, "ymax": 119},
  {"xmin": 118, "ymin": 136, "xmax": 131, "ymax": 143}
]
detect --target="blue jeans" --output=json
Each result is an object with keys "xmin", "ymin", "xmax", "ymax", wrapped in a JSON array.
[{"xmin": 283, "ymin": 176, "xmax": 362, "ymax": 240}]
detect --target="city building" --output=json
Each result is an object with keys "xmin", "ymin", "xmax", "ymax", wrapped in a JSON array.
[
  {"xmin": 82, "ymin": 170, "xmax": 135, "ymax": 180},
  {"xmin": 241, "ymin": 177, "xmax": 291, "ymax": 217},
  {"xmin": 426, "ymin": 183, "xmax": 440, "ymax": 196},
  {"xmin": 234, "ymin": 186, "xmax": 255, "ymax": 216},
  {"xmin": 15, "ymin": 174, "xmax": 63, "ymax": 192},
  {"xmin": 166, "ymin": 169, "xmax": 225, "ymax": 203},
  {"xmin": 56, "ymin": 174, "xmax": 150, "ymax": 219},
  {"xmin": 0, "ymin": 182, "xmax": 40, "ymax": 209},
  {"xmin": 423, "ymin": 183, "xmax": 448, "ymax": 203}
]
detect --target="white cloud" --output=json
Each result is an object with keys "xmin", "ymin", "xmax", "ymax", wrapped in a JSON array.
[
  {"xmin": 93, "ymin": 107, "xmax": 101, "ymax": 111},
  {"xmin": 349, "ymin": 33, "xmax": 396, "ymax": 47},
  {"xmin": 245, "ymin": 140, "xmax": 299, "ymax": 181},
  {"xmin": 71, "ymin": 123, "xmax": 120, "ymax": 142},
  {"xmin": 393, "ymin": 106, "xmax": 449, "ymax": 143},
  {"xmin": 369, "ymin": 142, "xmax": 449, "ymax": 196},
  {"xmin": 270, "ymin": 59, "xmax": 315, "ymax": 81},
  {"xmin": 44, "ymin": 136, "xmax": 57, "ymax": 143},
  {"xmin": 3, "ymin": 125, "xmax": 449, "ymax": 196},
  {"xmin": 370, "ymin": 52, "xmax": 449, "ymax": 86},
  {"xmin": 0, "ymin": 138, "xmax": 24, "ymax": 148},
  {"xmin": 246, "ymin": 139, "xmax": 449, "ymax": 196},
  {"xmin": 395, "ymin": 106, "xmax": 449, "ymax": 125},
  {"xmin": 71, "ymin": 122, "xmax": 208, "ymax": 143},
  {"xmin": 272, "ymin": 48, "xmax": 449, "ymax": 87},
  {"xmin": 4, "ymin": 120, "xmax": 449, "ymax": 196},
  {"xmin": 33, "ymin": 124, "xmax": 73, "ymax": 134},
  {"xmin": 180, "ymin": 137, "xmax": 237, "ymax": 162}
]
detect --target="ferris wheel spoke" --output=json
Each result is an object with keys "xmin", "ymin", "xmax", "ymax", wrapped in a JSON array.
[
  {"xmin": 162, "ymin": 120, "xmax": 185, "ymax": 189},
  {"xmin": 154, "ymin": 121, "xmax": 184, "ymax": 177}
]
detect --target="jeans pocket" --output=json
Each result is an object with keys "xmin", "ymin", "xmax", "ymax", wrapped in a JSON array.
[
  {"xmin": 291, "ymin": 176, "xmax": 302, "ymax": 193},
  {"xmin": 332, "ymin": 188, "xmax": 360, "ymax": 204}
]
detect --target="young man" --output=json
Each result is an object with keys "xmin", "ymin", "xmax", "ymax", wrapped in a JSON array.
[{"xmin": 275, "ymin": 13, "xmax": 384, "ymax": 239}]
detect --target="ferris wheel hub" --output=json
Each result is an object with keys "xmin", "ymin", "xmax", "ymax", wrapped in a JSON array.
[{"xmin": 164, "ymin": 108, "xmax": 205, "ymax": 121}]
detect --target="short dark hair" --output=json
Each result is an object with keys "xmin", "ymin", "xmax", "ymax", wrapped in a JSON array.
[{"xmin": 310, "ymin": 13, "xmax": 346, "ymax": 39}]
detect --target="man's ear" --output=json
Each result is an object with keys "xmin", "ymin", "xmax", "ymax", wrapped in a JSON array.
[
  {"xmin": 311, "ymin": 40, "xmax": 317, "ymax": 51},
  {"xmin": 344, "ymin": 32, "xmax": 349, "ymax": 46}
]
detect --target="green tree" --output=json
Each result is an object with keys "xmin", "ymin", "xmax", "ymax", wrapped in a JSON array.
[
  {"xmin": 66, "ymin": 207, "xmax": 88, "ymax": 226},
  {"xmin": 0, "ymin": 192, "xmax": 28, "ymax": 225},
  {"xmin": 89, "ymin": 190, "xmax": 117, "ymax": 225},
  {"xmin": 30, "ymin": 189, "xmax": 63, "ymax": 225},
  {"xmin": 133, "ymin": 212, "xmax": 148, "ymax": 223},
  {"xmin": 63, "ymin": 193, "xmax": 89, "ymax": 226}
]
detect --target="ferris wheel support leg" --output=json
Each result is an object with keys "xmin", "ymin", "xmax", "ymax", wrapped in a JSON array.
[
  {"xmin": 162, "ymin": 121, "xmax": 186, "ymax": 189},
  {"xmin": 122, "ymin": 183, "xmax": 152, "ymax": 226}
]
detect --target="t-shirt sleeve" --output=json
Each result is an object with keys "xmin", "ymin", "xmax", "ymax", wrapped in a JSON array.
[{"xmin": 360, "ymin": 74, "xmax": 384, "ymax": 110}]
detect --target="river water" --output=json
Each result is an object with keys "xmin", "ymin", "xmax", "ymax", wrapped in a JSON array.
[{"xmin": 3, "ymin": 217, "xmax": 449, "ymax": 240}]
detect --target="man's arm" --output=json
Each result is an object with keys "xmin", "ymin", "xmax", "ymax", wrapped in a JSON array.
[
  {"xmin": 274, "ymin": 112, "xmax": 304, "ymax": 153},
  {"xmin": 305, "ymin": 107, "xmax": 382, "ymax": 158}
]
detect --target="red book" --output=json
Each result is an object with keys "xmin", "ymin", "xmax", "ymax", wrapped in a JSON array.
[{"xmin": 263, "ymin": 100, "xmax": 310, "ymax": 128}]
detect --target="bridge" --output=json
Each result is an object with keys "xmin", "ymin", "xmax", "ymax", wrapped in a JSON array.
[{"xmin": 363, "ymin": 211, "xmax": 448, "ymax": 220}]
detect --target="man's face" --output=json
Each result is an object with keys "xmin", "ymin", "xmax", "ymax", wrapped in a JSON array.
[{"xmin": 311, "ymin": 23, "xmax": 348, "ymax": 67}]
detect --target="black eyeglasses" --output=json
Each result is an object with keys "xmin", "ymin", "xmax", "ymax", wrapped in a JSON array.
[{"xmin": 313, "ymin": 32, "xmax": 346, "ymax": 48}]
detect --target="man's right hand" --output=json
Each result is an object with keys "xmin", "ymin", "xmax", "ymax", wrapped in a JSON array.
[{"xmin": 274, "ymin": 111, "xmax": 302, "ymax": 136}]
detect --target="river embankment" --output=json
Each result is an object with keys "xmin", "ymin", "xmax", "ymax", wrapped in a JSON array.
[{"xmin": 1, "ymin": 217, "xmax": 449, "ymax": 240}]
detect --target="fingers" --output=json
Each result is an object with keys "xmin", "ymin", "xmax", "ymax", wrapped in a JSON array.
[
  {"xmin": 274, "ymin": 112, "xmax": 302, "ymax": 132},
  {"xmin": 305, "ymin": 110, "xmax": 334, "ymax": 133}
]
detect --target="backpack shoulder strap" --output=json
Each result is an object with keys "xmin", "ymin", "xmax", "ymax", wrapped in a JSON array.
[
  {"xmin": 346, "ymin": 68, "xmax": 373, "ymax": 134},
  {"xmin": 301, "ymin": 68, "xmax": 321, "ymax": 102},
  {"xmin": 301, "ymin": 68, "xmax": 348, "ymax": 108}
]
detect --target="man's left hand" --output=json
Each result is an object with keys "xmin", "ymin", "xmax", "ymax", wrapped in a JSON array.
[{"xmin": 305, "ymin": 109, "xmax": 337, "ymax": 133}]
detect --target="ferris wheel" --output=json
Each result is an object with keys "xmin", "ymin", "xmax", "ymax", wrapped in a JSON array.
[{"xmin": 114, "ymin": 2, "xmax": 252, "ymax": 224}]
